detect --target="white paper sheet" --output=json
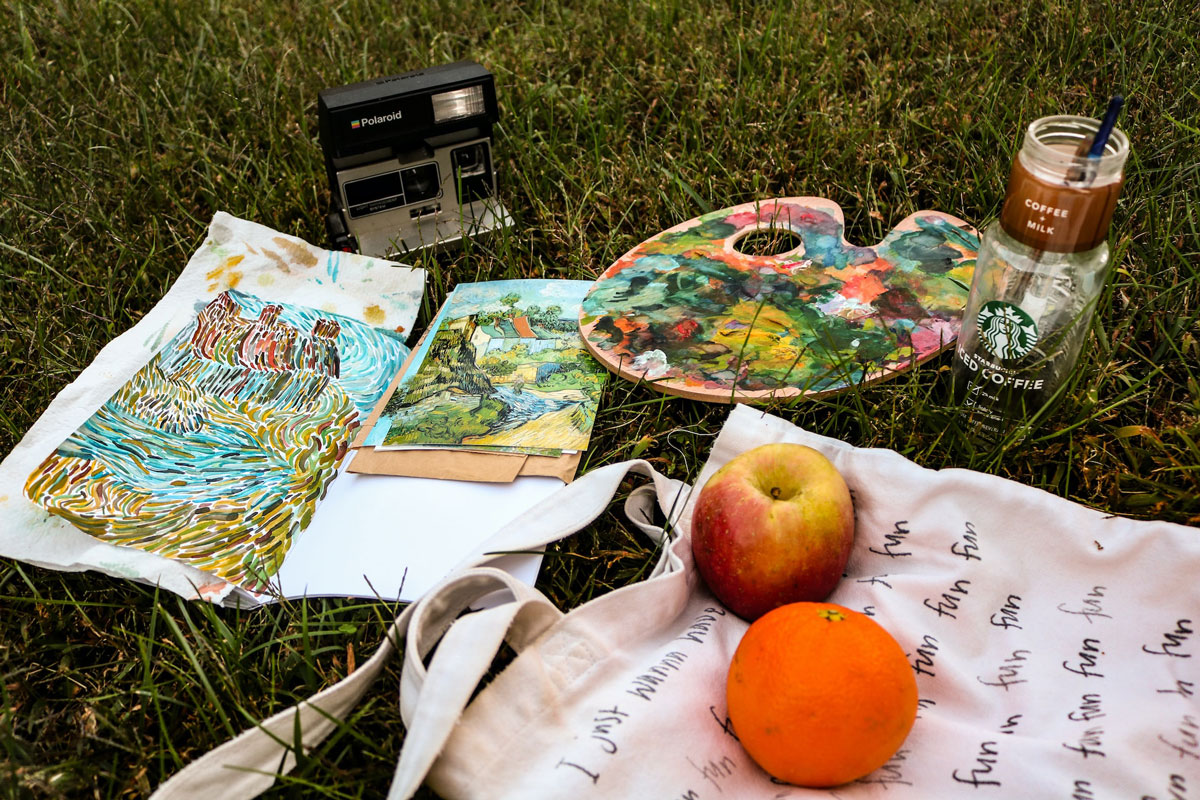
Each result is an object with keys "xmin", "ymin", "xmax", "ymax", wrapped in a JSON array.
[{"xmin": 273, "ymin": 471, "xmax": 558, "ymax": 601}]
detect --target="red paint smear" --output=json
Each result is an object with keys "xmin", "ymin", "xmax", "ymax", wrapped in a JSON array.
[
  {"xmin": 909, "ymin": 320, "xmax": 959, "ymax": 355},
  {"xmin": 840, "ymin": 273, "xmax": 887, "ymax": 303},
  {"xmin": 670, "ymin": 318, "xmax": 701, "ymax": 340},
  {"xmin": 725, "ymin": 211, "xmax": 760, "ymax": 228}
]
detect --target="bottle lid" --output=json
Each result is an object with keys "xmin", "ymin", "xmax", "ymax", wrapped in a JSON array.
[{"xmin": 999, "ymin": 115, "xmax": 1130, "ymax": 253}]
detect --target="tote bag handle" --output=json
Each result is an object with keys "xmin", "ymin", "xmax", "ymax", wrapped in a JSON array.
[
  {"xmin": 390, "ymin": 567, "xmax": 563, "ymax": 798},
  {"xmin": 152, "ymin": 459, "xmax": 685, "ymax": 799}
]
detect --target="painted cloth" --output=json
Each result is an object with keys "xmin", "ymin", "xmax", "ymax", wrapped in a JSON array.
[{"xmin": 0, "ymin": 213, "xmax": 425, "ymax": 606}]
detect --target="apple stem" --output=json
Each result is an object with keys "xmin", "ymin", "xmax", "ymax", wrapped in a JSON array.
[{"xmin": 770, "ymin": 487, "xmax": 781, "ymax": 499}]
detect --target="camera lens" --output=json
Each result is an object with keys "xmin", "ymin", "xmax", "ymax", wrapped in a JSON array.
[
  {"xmin": 452, "ymin": 143, "xmax": 487, "ymax": 178},
  {"xmin": 401, "ymin": 163, "xmax": 440, "ymax": 204}
]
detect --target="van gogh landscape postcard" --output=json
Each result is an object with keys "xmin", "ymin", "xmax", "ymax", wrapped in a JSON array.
[{"xmin": 363, "ymin": 280, "xmax": 607, "ymax": 455}]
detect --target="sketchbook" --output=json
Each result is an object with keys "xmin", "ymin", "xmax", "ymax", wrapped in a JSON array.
[{"xmin": 350, "ymin": 279, "xmax": 606, "ymax": 483}]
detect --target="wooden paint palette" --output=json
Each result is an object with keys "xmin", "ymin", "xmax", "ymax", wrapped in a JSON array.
[{"xmin": 579, "ymin": 197, "xmax": 978, "ymax": 402}]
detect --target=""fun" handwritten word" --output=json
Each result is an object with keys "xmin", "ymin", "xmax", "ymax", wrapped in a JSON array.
[
  {"xmin": 951, "ymin": 522, "xmax": 982, "ymax": 561},
  {"xmin": 977, "ymin": 650, "xmax": 1031, "ymax": 690},
  {"xmin": 924, "ymin": 579, "xmax": 971, "ymax": 619},
  {"xmin": 1157, "ymin": 714, "xmax": 1200, "ymax": 761},
  {"xmin": 1057, "ymin": 586, "xmax": 1111, "ymax": 624},
  {"xmin": 952, "ymin": 740, "xmax": 1002, "ymax": 787},
  {"xmin": 1063, "ymin": 726, "xmax": 1106, "ymax": 759},
  {"xmin": 1142, "ymin": 619, "xmax": 1193, "ymax": 658},
  {"xmin": 687, "ymin": 754, "xmax": 737, "ymax": 794},
  {"xmin": 1068, "ymin": 693, "xmax": 1105, "ymax": 723},
  {"xmin": 990, "ymin": 594, "xmax": 1022, "ymax": 630},
  {"xmin": 910, "ymin": 634, "xmax": 940, "ymax": 677},
  {"xmin": 1063, "ymin": 638, "xmax": 1105, "ymax": 678},
  {"xmin": 869, "ymin": 521, "xmax": 913, "ymax": 558}
]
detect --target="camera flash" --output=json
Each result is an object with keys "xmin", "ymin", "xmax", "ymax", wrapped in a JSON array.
[{"xmin": 432, "ymin": 85, "xmax": 486, "ymax": 123}]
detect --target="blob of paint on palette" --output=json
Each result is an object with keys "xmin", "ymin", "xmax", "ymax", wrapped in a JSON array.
[{"xmin": 579, "ymin": 197, "xmax": 979, "ymax": 403}]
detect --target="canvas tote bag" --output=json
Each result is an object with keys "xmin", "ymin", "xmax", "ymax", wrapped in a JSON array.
[{"xmin": 155, "ymin": 405, "xmax": 1200, "ymax": 799}]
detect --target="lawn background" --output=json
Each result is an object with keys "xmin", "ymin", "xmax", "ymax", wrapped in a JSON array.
[{"xmin": 1, "ymin": 1, "xmax": 1197, "ymax": 797}]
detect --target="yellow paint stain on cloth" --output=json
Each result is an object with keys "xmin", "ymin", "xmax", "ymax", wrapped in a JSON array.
[
  {"xmin": 363, "ymin": 305, "xmax": 386, "ymax": 325},
  {"xmin": 205, "ymin": 255, "xmax": 244, "ymax": 292}
]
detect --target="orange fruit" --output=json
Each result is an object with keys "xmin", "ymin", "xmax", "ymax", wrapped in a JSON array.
[{"xmin": 726, "ymin": 602, "xmax": 918, "ymax": 786}]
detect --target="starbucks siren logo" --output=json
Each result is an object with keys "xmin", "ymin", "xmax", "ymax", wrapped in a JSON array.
[{"xmin": 977, "ymin": 301, "xmax": 1038, "ymax": 359}]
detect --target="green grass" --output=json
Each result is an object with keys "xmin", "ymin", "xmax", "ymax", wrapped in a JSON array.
[{"xmin": 2, "ymin": 0, "xmax": 1198, "ymax": 797}]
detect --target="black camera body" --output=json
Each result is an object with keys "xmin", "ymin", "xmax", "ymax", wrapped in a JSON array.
[{"xmin": 318, "ymin": 62, "xmax": 512, "ymax": 257}]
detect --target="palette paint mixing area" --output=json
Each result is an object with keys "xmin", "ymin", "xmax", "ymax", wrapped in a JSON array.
[{"xmin": 580, "ymin": 198, "xmax": 979, "ymax": 402}]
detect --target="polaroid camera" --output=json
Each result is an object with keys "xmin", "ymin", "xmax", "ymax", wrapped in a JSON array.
[{"xmin": 318, "ymin": 62, "xmax": 512, "ymax": 257}]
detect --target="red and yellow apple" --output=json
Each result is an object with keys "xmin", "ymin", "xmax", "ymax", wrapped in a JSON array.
[{"xmin": 690, "ymin": 443, "xmax": 854, "ymax": 620}]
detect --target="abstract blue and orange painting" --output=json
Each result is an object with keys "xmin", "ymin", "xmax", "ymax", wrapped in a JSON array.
[
  {"xmin": 580, "ymin": 198, "xmax": 978, "ymax": 402},
  {"xmin": 24, "ymin": 290, "xmax": 408, "ymax": 589}
]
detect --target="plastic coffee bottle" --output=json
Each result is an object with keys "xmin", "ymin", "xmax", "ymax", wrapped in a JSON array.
[{"xmin": 952, "ymin": 113, "xmax": 1130, "ymax": 442}]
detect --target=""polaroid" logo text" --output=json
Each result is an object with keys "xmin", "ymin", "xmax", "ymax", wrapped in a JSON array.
[{"xmin": 350, "ymin": 109, "xmax": 403, "ymax": 129}]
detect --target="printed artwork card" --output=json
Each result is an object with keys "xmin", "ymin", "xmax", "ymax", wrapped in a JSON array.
[{"xmin": 363, "ymin": 280, "xmax": 607, "ymax": 456}]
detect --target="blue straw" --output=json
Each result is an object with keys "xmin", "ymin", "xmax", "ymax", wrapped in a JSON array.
[{"xmin": 1087, "ymin": 96, "xmax": 1124, "ymax": 158}]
